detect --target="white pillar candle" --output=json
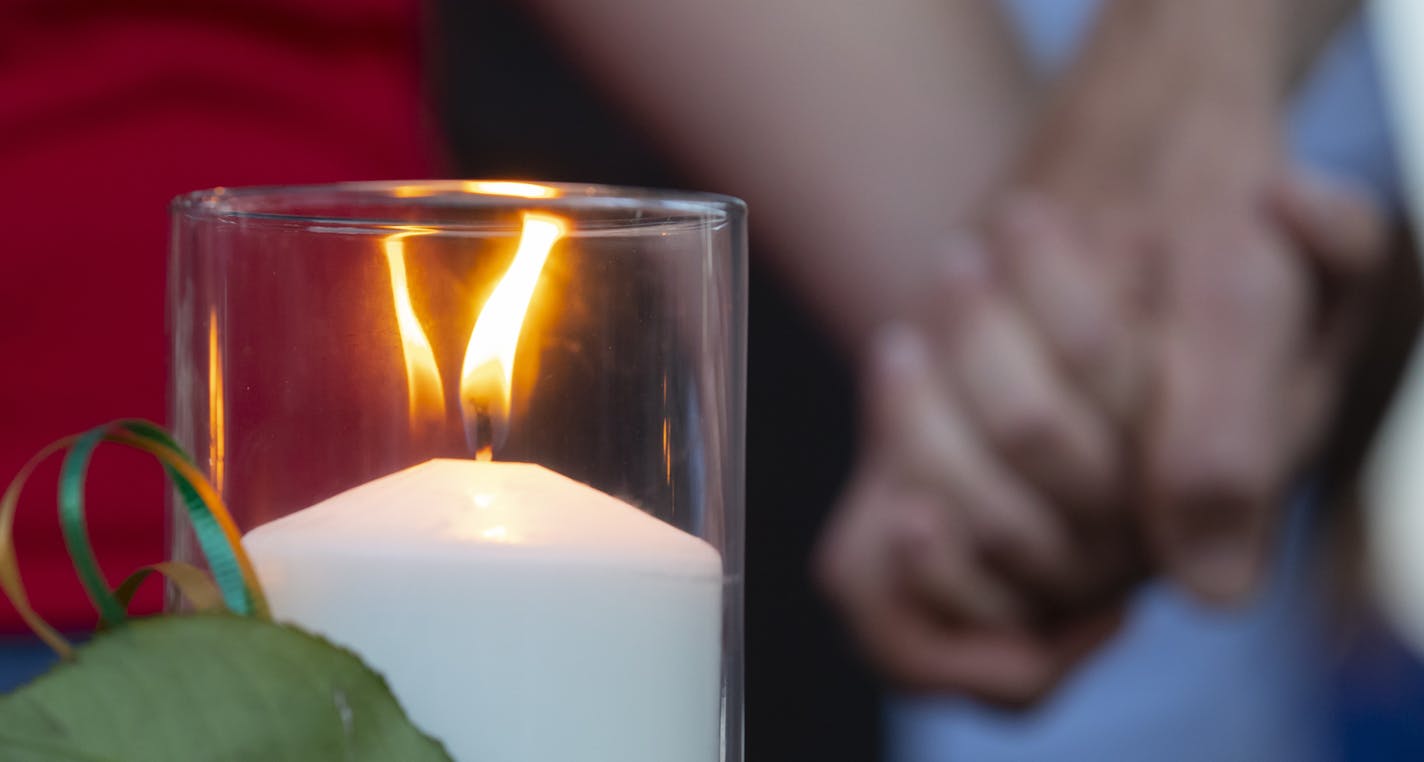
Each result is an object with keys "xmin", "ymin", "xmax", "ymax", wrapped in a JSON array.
[{"xmin": 243, "ymin": 458, "xmax": 724, "ymax": 762}]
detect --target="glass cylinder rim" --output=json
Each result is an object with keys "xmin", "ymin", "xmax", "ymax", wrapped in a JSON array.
[{"xmin": 172, "ymin": 180, "xmax": 747, "ymax": 230}]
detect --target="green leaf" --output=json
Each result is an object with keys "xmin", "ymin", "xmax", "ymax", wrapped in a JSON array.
[{"xmin": 0, "ymin": 615, "xmax": 452, "ymax": 761}]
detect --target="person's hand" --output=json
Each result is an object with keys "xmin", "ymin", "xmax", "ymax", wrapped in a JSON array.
[
  {"xmin": 1016, "ymin": 83, "xmax": 1387, "ymax": 601},
  {"xmin": 816, "ymin": 0, "xmax": 1391, "ymax": 704},
  {"xmin": 815, "ymin": 172, "xmax": 1386, "ymax": 703},
  {"xmin": 996, "ymin": 0, "xmax": 1317, "ymax": 604},
  {"xmin": 1133, "ymin": 168, "xmax": 1387, "ymax": 601},
  {"xmin": 814, "ymin": 323, "xmax": 1126, "ymax": 706},
  {"xmin": 816, "ymin": 201, "xmax": 1144, "ymax": 706}
]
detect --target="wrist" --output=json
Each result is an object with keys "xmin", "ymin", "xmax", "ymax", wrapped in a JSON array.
[
  {"xmin": 1020, "ymin": 0, "xmax": 1282, "ymax": 189},
  {"xmin": 1088, "ymin": 0, "xmax": 1283, "ymax": 108}
]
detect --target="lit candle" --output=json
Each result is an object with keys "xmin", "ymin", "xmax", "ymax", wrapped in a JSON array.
[
  {"xmin": 242, "ymin": 208, "xmax": 726, "ymax": 760},
  {"xmin": 242, "ymin": 459, "xmax": 723, "ymax": 761}
]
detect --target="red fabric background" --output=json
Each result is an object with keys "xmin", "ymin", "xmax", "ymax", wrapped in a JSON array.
[{"xmin": 0, "ymin": 0, "xmax": 439, "ymax": 630}]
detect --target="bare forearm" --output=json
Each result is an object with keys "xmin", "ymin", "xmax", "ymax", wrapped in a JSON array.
[
  {"xmin": 522, "ymin": 0, "xmax": 1033, "ymax": 354},
  {"xmin": 1023, "ymin": 0, "xmax": 1360, "ymax": 202},
  {"xmin": 1066, "ymin": 0, "xmax": 1354, "ymax": 95}
]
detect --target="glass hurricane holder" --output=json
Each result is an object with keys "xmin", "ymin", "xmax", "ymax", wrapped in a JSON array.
[{"xmin": 168, "ymin": 181, "xmax": 746, "ymax": 762}]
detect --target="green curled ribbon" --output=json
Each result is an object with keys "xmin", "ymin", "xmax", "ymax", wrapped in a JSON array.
[{"xmin": 0, "ymin": 419, "xmax": 268, "ymax": 657}]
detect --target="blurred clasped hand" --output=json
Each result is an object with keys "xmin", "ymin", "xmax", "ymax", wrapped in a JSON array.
[
  {"xmin": 813, "ymin": 0, "xmax": 1395, "ymax": 705},
  {"xmin": 816, "ymin": 163, "xmax": 1388, "ymax": 707}
]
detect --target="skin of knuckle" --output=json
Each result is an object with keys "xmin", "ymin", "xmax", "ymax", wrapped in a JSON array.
[
  {"xmin": 1231, "ymin": 252, "xmax": 1299, "ymax": 320},
  {"xmin": 987, "ymin": 396, "xmax": 1066, "ymax": 461},
  {"xmin": 941, "ymin": 297, "xmax": 992, "ymax": 349},
  {"xmin": 1057, "ymin": 319, "xmax": 1115, "ymax": 376},
  {"xmin": 991, "ymin": 195, "xmax": 1038, "ymax": 243},
  {"xmin": 1177, "ymin": 235, "xmax": 1282, "ymax": 320},
  {"xmin": 972, "ymin": 508, "xmax": 1031, "ymax": 556},
  {"xmin": 971, "ymin": 664, "xmax": 1056, "ymax": 710},
  {"xmin": 974, "ymin": 509, "xmax": 1067, "ymax": 586},
  {"xmin": 1212, "ymin": 276, "xmax": 1271, "ymax": 327},
  {"xmin": 1323, "ymin": 198, "xmax": 1386, "ymax": 269},
  {"xmin": 1159, "ymin": 443, "xmax": 1272, "ymax": 511}
]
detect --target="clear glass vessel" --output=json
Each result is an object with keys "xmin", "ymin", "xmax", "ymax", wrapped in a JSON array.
[{"xmin": 169, "ymin": 181, "xmax": 746, "ymax": 762}]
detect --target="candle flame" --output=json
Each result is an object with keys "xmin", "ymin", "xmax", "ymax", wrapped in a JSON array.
[
  {"xmin": 460, "ymin": 212, "xmax": 566, "ymax": 459},
  {"xmin": 391, "ymin": 181, "xmax": 562, "ymax": 200},
  {"xmin": 461, "ymin": 181, "xmax": 562, "ymax": 199},
  {"xmin": 208, "ymin": 307, "xmax": 225, "ymax": 492},
  {"xmin": 379, "ymin": 212, "xmax": 564, "ymax": 452},
  {"xmin": 458, "ymin": 210, "xmax": 563, "ymax": 458},
  {"xmin": 384, "ymin": 229, "xmax": 446, "ymax": 430}
]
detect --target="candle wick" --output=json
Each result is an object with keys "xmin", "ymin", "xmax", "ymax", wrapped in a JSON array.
[{"xmin": 465, "ymin": 403, "xmax": 497, "ymax": 462}]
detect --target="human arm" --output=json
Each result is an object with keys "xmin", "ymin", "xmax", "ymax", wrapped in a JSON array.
[
  {"xmin": 1001, "ymin": 0, "xmax": 1370, "ymax": 603},
  {"xmin": 520, "ymin": 0, "xmax": 1034, "ymax": 354},
  {"xmin": 814, "ymin": 0, "xmax": 1383, "ymax": 700},
  {"xmin": 817, "ymin": 173, "xmax": 1387, "ymax": 702}
]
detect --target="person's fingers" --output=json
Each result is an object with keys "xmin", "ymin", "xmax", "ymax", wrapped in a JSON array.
[
  {"xmin": 1268, "ymin": 170, "xmax": 1389, "ymax": 449},
  {"xmin": 868, "ymin": 562, "xmax": 1127, "ymax": 705},
  {"xmin": 1042, "ymin": 603, "xmax": 1127, "ymax": 673},
  {"xmin": 815, "ymin": 465, "xmax": 1126, "ymax": 705},
  {"xmin": 1270, "ymin": 168, "xmax": 1387, "ymax": 368},
  {"xmin": 816, "ymin": 466, "xmax": 1023, "ymax": 627},
  {"xmin": 1269, "ymin": 170, "xmax": 1388, "ymax": 283},
  {"xmin": 927, "ymin": 236, "xmax": 1119, "ymax": 516},
  {"xmin": 813, "ymin": 469, "xmax": 906, "ymax": 629},
  {"xmin": 888, "ymin": 486, "xmax": 1021, "ymax": 627},
  {"xmin": 855, "ymin": 602, "xmax": 1063, "ymax": 705},
  {"xmin": 868, "ymin": 325, "xmax": 1077, "ymax": 590},
  {"xmin": 1146, "ymin": 222, "xmax": 1305, "ymax": 605},
  {"xmin": 1044, "ymin": 515, "xmax": 1150, "ymax": 621},
  {"xmin": 977, "ymin": 201, "xmax": 1154, "ymax": 612},
  {"xmin": 813, "ymin": 472, "xmax": 1058, "ymax": 703},
  {"xmin": 991, "ymin": 194, "xmax": 1143, "ymax": 425},
  {"xmin": 844, "ymin": 501, "xmax": 1123, "ymax": 704}
]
